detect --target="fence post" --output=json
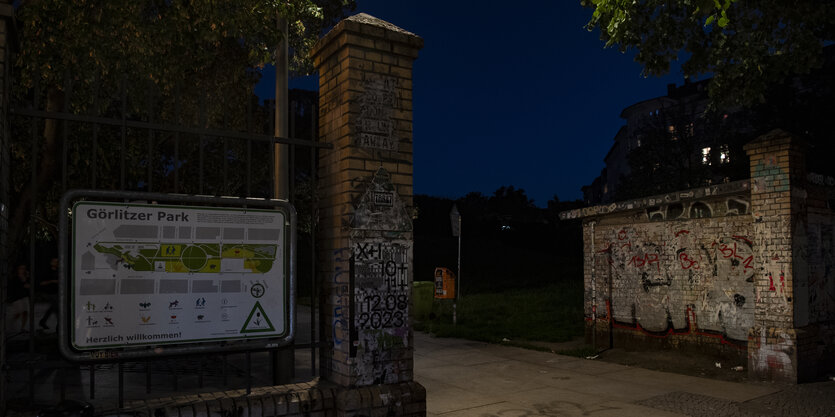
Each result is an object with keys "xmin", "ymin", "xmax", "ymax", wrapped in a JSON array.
[
  {"xmin": 0, "ymin": 1, "xmax": 14, "ymax": 413},
  {"xmin": 312, "ymin": 13, "xmax": 425, "ymax": 415}
]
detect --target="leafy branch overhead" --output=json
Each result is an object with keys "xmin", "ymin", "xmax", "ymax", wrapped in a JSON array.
[
  {"xmin": 17, "ymin": 0, "xmax": 355, "ymax": 93},
  {"xmin": 582, "ymin": 0, "xmax": 835, "ymax": 107}
]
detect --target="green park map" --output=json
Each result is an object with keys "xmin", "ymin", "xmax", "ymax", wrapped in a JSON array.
[{"xmin": 92, "ymin": 243, "xmax": 277, "ymax": 273}]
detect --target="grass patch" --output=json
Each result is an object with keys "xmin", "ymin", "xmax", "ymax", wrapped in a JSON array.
[{"xmin": 417, "ymin": 280, "xmax": 584, "ymax": 344}]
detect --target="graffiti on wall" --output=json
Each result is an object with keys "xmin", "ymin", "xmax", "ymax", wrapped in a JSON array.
[
  {"xmin": 332, "ymin": 248, "xmax": 351, "ymax": 349},
  {"xmin": 347, "ymin": 167, "xmax": 413, "ymax": 385},
  {"xmin": 352, "ymin": 168, "xmax": 412, "ymax": 232},
  {"xmin": 351, "ymin": 238, "xmax": 411, "ymax": 385},
  {"xmin": 751, "ymin": 327, "xmax": 795, "ymax": 379},
  {"xmin": 356, "ymin": 74, "xmax": 397, "ymax": 152},
  {"xmin": 595, "ymin": 224, "xmax": 755, "ymax": 344}
]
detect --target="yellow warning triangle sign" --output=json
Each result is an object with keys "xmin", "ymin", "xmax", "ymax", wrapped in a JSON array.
[{"xmin": 240, "ymin": 301, "xmax": 275, "ymax": 333}]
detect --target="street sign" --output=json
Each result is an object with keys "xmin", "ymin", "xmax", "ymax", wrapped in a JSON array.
[
  {"xmin": 71, "ymin": 201, "xmax": 290, "ymax": 351},
  {"xmin": 450, "ymin": 204, "xmax": 461, "ymax": 237}
]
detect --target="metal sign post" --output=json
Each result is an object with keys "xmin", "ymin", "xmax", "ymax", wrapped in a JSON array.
[{"xmin": 450, "ymin": 205, "xmax": 461, "ymax": 325}]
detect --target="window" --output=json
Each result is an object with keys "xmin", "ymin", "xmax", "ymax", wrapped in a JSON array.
[
  {"xmin": 719, "ymin": 144, "xmax": 730, "ymax": 164},
  {"xmin": 701, "ymin": 147, "xmax": 711, "ymax": 165}
]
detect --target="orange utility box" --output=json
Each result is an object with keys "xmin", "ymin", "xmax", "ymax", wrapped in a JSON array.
[{"xmin": 433, "ymin": 267, "xmax": 456, "ymax": 299}]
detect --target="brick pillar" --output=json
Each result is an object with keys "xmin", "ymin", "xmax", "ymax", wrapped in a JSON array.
[
  {"xmin": 311, "ymin": 12, "xmax": 426, "ymax": 416},
  {"xmin": 744, "ymin": 129, "xmax": 808, "ymax": 383}
]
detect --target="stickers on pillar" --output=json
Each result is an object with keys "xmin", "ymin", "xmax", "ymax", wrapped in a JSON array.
[{"xmin": 240, "ymin": 301, "xmax": 275, "ymax": 333}]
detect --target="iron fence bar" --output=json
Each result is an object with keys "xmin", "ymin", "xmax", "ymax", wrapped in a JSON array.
[
  {"xmin": 174, "ymin": 85, "xmax": 181, "ymax": 194},
  {"xmin": 9, "ymin": 108, "xmax": 334, "ymax": 148},
  {"xmin": 198, "ymin": 358, "xmax": 204, "ymax": 388},
  {"xmin": 120, "ymin": 75, "xmax": 127, "ymax": 191},
  {"xmin": 222, "ymin": 112, "xmax": 228, "ymax": 195},
  {"xmin": 199, "ymin": 91, "xmax": 206, "ymax": 195},
  {"xmin": 27, "ymin": 77, "xmax": 39, "ymax": 406},
  {"xmin": 269, "ymin": 100, "xmax": 275, "ymax": 199},
  {"xmin": 147, "ymin": 80, "xmax": 154, "ymax": 192},
  {"xmin": 0, "ymin": 33, "xmax": 9, "ymax": 416},
  {"xmin": 146, "ymin": 359, "xmax": 151, "ymax": 394},
  {"xmin": 60, "ymin": 366, "xmax": 66, "ymax": 401},
  {"xmin": 246, "ymin": 352, "xmax": 251, "ymax": 395},
  {"xmin": 173, "ymin": 360, "xmax": 178, "ymax": 392},
  {"xmin": 222, "ymin": 354, "xmax": 228, "ymax": 386},
  {"xmin": 61, "ymin": 71, "xmax": 70, "ymax": 193},
  {"xmin": 118, "ymin": 362, "xmax": 124, "ymax": 408},
  {"xmin": 89, "ymin": 364, "xmax": 95, "ymax": 399},
  {"xmin": 290, "ymin": 101, "xmax": 296, "ymax": 203},
  {"xmin": 246, "ymin": 97, "xmax": 253, "ymax": 197},
  {"xmin": 91, "ymin": 75, "xmax": 99, "ymax": 189},
  {"xmin": 310, "ymin": 103, "xmax": 318, "ymax": 376}
]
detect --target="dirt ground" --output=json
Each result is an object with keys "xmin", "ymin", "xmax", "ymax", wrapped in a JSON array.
[
  {"xmin": 520, "ymin": 337, "xmax": 752, "ymax": 383},
  {"xmin": 593, "ymin": 346, "xmax": 750, "ymax": 383}
]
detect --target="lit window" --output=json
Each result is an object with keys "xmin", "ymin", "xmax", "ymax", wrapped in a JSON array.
[
  {"xmin": 668, "ymin": 125, "xmax": 678, "ymax": 141},
  {"xmin": 720, "ymin": 144, "xmax": 730, "ymax": 164},
  {"xmin": 702, "ymin": 147, "xmax": 711, "ymax": 165}
]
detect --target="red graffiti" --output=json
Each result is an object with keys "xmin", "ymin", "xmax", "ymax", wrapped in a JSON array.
[
  {"xmin": 597, "ymin": 243, "xmax": 613, "ymax": 254},
  {"xmin": 628, "ymin": 253, "xmax": 660, "ymax": 272},
  {"xmin": 780, "ymin": 272, "xmax": 785, "ymax": 293},
  {"xmin": 768, "ymin": 271, "xmax": 786, "ymax": 293},
  {"xmin": 732, "ymin": 235, "xmax": 753, "ymax": 246},
  {"xmin": 715, "ymin": 241, "xmax": 754, "ymax": 272},
  {"xmin": 675, "ymin": 229, "xmax": 690, "ymax": 237},
  {"xmin": 679, "ymin": 252, "xmax": 700, "ymax": 270},
  {"xmin": 590, "ymin": 301, "xmax": 746, "ymax": 350}
]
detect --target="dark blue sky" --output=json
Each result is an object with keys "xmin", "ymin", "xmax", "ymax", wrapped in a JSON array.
[{"xmin": 261, "ymin": 1, "xmax": 688, "ymax": 206}]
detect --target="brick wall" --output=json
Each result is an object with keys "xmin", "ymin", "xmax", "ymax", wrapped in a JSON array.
[
  {"xmin": 563, "ymin": 129, "xmax": 835, "ymax": 383},
  {"xmin": 311, "ymin": 13, "xmax": 426, "ymax": 416},
  {"xmin": 579, "ymin": 182, "xmax": 754, "ymax": 361}
]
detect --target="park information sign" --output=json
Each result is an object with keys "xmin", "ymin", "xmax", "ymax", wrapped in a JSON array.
[{"xmin": 71, "ymin": 201, "xmax": 289, "ymax": 351}]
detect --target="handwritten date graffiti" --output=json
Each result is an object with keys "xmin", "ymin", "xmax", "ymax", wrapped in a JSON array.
[{"xmin": 355, "ymin": 291, "xmax": 408, "ymax": 330}]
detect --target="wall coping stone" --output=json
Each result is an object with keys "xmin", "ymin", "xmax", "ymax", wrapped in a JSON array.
[
  {"xmin": 311, "ymin": 13, "xmax": 423, "ymax": 65},
  {"xmin": 560, "ymin": 179, "xmax": 750, "ymax": 220}
]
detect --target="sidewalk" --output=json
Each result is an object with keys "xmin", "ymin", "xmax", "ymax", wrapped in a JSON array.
[{"xmin": 413, "ymin": 331, "xmax": 835, "ymax": 417}]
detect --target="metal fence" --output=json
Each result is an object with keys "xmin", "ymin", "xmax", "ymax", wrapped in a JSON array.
[{"xmin": 1, "ymin": 66, "xmax": 328, "ymax": 413}]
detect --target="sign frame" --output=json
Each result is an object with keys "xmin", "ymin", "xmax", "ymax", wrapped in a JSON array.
[{"xmin": 58, "ymin": 189, "xmax": 296, "ymax": 362}]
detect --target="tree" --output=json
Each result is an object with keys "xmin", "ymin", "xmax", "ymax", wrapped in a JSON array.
[
  {"xmin": 582, "ymin": 0, "xmax": 835, "ymax": 107},
  {"xmin": 9, "ymin": 0, "xmax": 355, "ymax": 261}
]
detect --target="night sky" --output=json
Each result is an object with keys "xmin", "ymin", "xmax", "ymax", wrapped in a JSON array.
[{"xmin": 259, "ymin": 1, "xmax": 690, "ymax": 206}]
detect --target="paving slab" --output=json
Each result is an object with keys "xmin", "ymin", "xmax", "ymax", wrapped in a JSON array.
[{"xmin": 414, "ymin": 332, "xmax": 829, "ymax": 417}]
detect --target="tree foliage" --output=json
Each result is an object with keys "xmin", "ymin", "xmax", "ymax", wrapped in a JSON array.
[
  {"xmin": 17, "ymin": 0, "xmax": 352, "ymax": 93},
  {"xmin": 582, "ymin": 0, "xmax": 835, "ymax": 107},
  {"xmin": 8, "ymin": 0, "xmax": 355, "ymax": 262}
]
